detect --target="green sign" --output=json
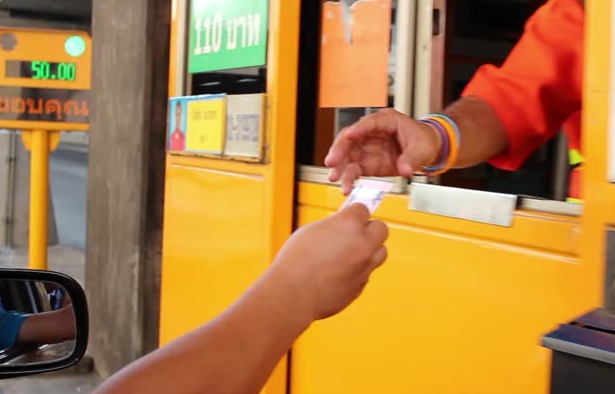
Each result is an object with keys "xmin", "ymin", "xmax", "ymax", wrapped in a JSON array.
[{"xmin": 188, "ymin": 0, "xmax": 269, "ymax": 74}]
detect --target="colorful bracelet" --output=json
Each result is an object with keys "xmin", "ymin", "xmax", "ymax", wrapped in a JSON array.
[
  {"xmin": 429, "ymin": 114, "xmax": 461, "ymax": 144},
  {"xmin": 418, "ymin": 114, "xmax": 460, "ymax": 176},
  {"xmin": 419, "ymin": 118, "xmax": 449, "ymax": 172}
]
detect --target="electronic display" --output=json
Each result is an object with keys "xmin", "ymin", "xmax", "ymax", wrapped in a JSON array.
[{"xmin": 5, "ymin": 60, "xmax": 77, "ymax": 81}]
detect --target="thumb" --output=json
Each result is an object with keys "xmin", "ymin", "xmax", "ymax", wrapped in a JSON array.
[{"xmin": 337, "ymin": 202, "xmax": 370, "ymax": 224}]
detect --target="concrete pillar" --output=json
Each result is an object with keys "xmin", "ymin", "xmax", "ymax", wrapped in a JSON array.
[{"xmin": 85, "ymin": 0, "xmax": 170, "ymax": 378}]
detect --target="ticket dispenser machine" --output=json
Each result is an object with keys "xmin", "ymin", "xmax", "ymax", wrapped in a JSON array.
[
  {"xmin": 542, "ymin": 231, "xmax": 615, "ymax": 394},
  {"xmin": 543, "ymin": 308, "xmax": 615, "ymax": 394},
  {"xmin": 159, "ymin": 1, "xmax": 300, "ymax": 394}
]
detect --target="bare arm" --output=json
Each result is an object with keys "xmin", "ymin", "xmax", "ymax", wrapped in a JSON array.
[
  {"xmin": 18, "ymin": 304, "xmax": 76, "ymax": 345},
  {"xmin": 443, "ymin": 96, "xmax": 509, "ymax": 168},
  {"xmin": 94, "ymin": 270, "xmax": 310, "ymax": 394},
  {"xmin": 93, "ymin": 204, "xmax": 389, "ymax": 394}
]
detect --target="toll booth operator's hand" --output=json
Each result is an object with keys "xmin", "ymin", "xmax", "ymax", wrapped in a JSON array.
[
  {"xmin": 94, "ymin": 203, "xmax": 389, "ymax": 394},
  {"xmin": 325, "ymin": 98, "xmax": 508, "ymax": 195}
]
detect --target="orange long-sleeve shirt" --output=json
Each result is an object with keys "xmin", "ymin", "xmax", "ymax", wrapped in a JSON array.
[{"xmin": 462, "ymin": 0, "xmax": 584, "ymax": 172}]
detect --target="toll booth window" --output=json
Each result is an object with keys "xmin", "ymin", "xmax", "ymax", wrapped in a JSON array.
[
  {"xmin": 435, "ymin": 0, "xmax": 572, "ymax": 202},
  {"xmin": 435, "ymin": 0, "xmax": 575, "ymax": 203},
  {"xmin": 298, "ymin": 0, "xmax": 577, "ymax": 204}
]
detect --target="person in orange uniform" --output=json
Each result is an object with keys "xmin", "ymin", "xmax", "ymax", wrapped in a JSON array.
[
  {"xmin": 325, "ymin": 0, "xmax": 585, "ymax": 201},
  {"xmin": 169, "ymin": 101, "xmax": 186, "ymax": 151}
]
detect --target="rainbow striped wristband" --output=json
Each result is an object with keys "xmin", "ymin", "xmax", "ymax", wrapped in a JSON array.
[
  {"xmin": 419, "ymin": 118, "xmax": 449, "ymax": 172},
  {"xmin": 427, "ymin": 114, "xmax": 461, "ymax": 144},
  {"xmin": 418, "ymin": 113, "xmax": 461, "ymax": 175}
]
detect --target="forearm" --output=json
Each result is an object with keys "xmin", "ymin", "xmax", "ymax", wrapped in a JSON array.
[
  {"xmin": 94, "ymin": 269, "xmax": 312, "ymax": 394},
  {"xmin": 18, "ymin": 305, "xmax": 75, "ymax": 344},
  {"xmin": 442, "ymin": 96, "xmax": 509, "ymax": 168}
]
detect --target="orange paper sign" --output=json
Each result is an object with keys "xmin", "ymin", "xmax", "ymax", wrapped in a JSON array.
[{"xmin": 318, "ymin": 0, "xmax": 392, "ymax": 108}]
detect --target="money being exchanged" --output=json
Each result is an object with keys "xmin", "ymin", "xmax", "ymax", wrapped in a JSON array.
[{"xmin": 340, "ymin": 179, "xmax": 393, "ymax": 214}]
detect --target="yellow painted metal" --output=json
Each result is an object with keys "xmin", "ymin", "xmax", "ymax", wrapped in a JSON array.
[
  {"xmin": 291, "ymin": 183, "xmax": 592, "ymax": 394},
  {"xmin": 296, "ymin": 184, "xmax": 580, "ymax": 257},
  {"xmin": 168, "ymin": 0, "xmax": 177, "ymax": 96},
  {"xmin": 20, "ymin": 130, "xmax": 60, "ymax": 151},
  {"xmin": 261, "ymin": 0, "xmax": 301, "ymax": 269},
  {"xmin": 19, "ymin": 126, "xmax": 64, "ymax": 272},
  {"xmin": 0, "ymin": 120, "xmax": 89, "ymax": 132},
  {"xmin": 26, "ymin": 130, "xmax": 50, "ymax": 270},
  {"xmin": 168, "ymin": 154, "xmax": 267, "ymax": 176},
  {"xmin": 159, "ymin": 156, "xmax": 268, "ymax": 341},
  {"xmin": 168, "ymin": 0, "xmax": 188, "ymax": 98},
  {"xmin": 578, "ymin": 0, "xmax": 612, "ymax": 309},
  {"xmin": 159, "ymin": 1, "xmax": 301, "ymax": 394},
  {"xmin": 160, "ymin": 1, "xmax": 614, "ymax": 394}
]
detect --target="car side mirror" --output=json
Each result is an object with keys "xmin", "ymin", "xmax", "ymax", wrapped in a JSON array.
[{"xmin": 0, "ymin": 269, "xmax": 88, "ymax": 380}]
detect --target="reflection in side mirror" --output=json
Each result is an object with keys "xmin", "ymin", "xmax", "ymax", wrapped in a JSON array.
[
  {"xmin": 0, "ymin": 280, "xmax": 76, "ymax": 364},
  {"xmin": 0, "ymin": 269, "xmax": 88, "ymax": 380}
]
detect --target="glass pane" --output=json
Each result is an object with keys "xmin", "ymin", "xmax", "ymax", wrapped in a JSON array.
[{"xmin": 297, "ymin": 0, "xmax": 398, "ymax": 167}]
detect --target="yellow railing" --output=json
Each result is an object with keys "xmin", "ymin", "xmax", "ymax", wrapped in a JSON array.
[{"xmin": 20, "ymin": 129, "xmax": 61, "ymax": 269}]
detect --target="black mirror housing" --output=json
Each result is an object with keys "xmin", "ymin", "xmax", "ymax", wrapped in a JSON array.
[{"xmin": 0, "ymin": 269, "xmax": 88, "ymax": 380}]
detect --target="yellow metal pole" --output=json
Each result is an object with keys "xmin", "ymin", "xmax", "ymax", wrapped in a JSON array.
[{"xmin": 28, "ymin": 130, "xmax": 50, "ymax": 270}]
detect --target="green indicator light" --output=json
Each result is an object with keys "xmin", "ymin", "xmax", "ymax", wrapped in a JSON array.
[{"xmin": 64, "ymin": 35, "xmax": 86, "ymax": 57}]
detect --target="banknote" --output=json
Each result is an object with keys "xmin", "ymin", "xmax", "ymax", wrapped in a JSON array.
[{"xmin": 340, "ymin": 179, "xmax": 393, "ymax": 214}]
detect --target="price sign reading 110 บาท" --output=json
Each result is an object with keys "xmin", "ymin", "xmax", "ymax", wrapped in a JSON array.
[{"xmin": 0, "ymin": 28, "xmax": 92, "ymax": 131}]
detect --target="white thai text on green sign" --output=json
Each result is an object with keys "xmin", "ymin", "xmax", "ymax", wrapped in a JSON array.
[{"xmin": 189, "ymin": 0, "xmax": 268, "ymax": 73}]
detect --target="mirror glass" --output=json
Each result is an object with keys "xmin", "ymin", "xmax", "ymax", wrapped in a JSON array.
[{"xmin": 0, "ymin": 279, "xmax": 76, "ymax": 366}]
